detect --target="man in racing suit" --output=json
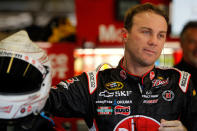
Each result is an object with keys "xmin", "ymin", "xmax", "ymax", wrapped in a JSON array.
[
  {"xmin": 46, "ymin": 59, "xmax": 192, "ymax": 131},
  {"xmin": 45, "ymin": 3, "xmax": 193, "ymax": 131}
]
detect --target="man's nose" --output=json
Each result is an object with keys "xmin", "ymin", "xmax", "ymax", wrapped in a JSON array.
[{"xmin": 148, "ymin": 35, "xmax": 157, "ymax": 46}]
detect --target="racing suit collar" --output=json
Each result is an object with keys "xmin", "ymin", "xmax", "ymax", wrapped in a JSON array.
[{"xmin": 117, "ymin": 57, "xmax": 156, "ymax": 85}]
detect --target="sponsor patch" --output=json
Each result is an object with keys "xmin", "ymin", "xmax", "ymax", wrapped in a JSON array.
[
  {"xmin": 152, "ymin": 78, "xmax": 169, "ymax": 87},
  {"xmin": 114, "ymin": 105, "xmax": 130, "ymax": 116},
  {"xmin": 105, "ymin": 82, "xmax": 124, "ymax": 91},
  {"xmin": 58, "ymin": 82, "xmax": 69, "ymax": 89},
  {"xmin": 96, "ymin": 100, "xmax": 113, "ymax": 104},
  {"xmin": 162, "ymin": 90, "xmax": 175, "ymax": 101},
  {"xmin": 179, "ymin": 71, "xmax": 190, "ymax": 93},
  {"xmin": 27, "ymin": 105, "xmax": 32, "ymax": 112},
  {"xmin": 113, "ymin": 99, "xmax": 132, "ymax": 106},
  {"xmin": 86, "ymin": 71, "xmax": 98, "ymax": 94},
  {"xmin": 0, "ymin": 51, "xmax": 22, "ymax": 59},
  {"xmin": 117, "ymin": 100, "xmax": 132, "ymax": 104},
  {"xmin": 150, "ymin": 71, "xmax": 155, "ymax": 80},
  {"xmin": 113, "ymin": 115, "xmax": 160, "ymax": 131},
  {"xmin": 65, "ymin": 77, "xmax": 79, "ymax": 84},
  {"xmin": 97, "ymin": 106, "xmax": 113, "ymax": 115},
  {"xmin": 59, "ymin": 77, "xmax": 79, "ymax": 89},
  {"xmin": 142, "ymin": 91, "xmax": 159, "ymax": 98},
  {"xmin": 99, "ymin": 90, "xmax": 114, "ymax": 97},
  {"xmin": 120, "ymin": 70, "xmax": 127, "ymax": 80},
  {"xmin": 20, "ymin": 108, "xmax": 26, "ymax": 113},
  {"xmin": 99, "ymin": 90, "xmax": 132, "ymax": 97},
  {"xmin": 0, "ymin": 105, "xmax": 13, "ymax": 113},
  {"xmin": 143, "ymin": 99, "xmax": 158, "ymax": 104}
]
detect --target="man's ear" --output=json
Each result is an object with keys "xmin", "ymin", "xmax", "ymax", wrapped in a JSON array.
[{"xmin": 121, "ymin": 28, "xmax": 129, "ymax": 42}]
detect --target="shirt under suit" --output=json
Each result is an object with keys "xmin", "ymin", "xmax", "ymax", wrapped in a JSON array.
[{"xmin": 45, "ymin": 59, "xmax": 193, "ymax": 131}]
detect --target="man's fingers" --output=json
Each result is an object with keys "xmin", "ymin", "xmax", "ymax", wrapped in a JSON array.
[
  {"xmin": 159, "ymin": 126, "xmax": 179, "ymax": 131},
  {"xmin": 159, "ymin": 119, "xmax": 187, "ymax": 131},
  {"xmin": 161, "ymin": 120, "xmax": 182, "ymax": 127},
  {"xmin": 161, "ymin": 119, "xmax": 167, "ymax": 123}
]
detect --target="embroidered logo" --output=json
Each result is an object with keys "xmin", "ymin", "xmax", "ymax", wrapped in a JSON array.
[
  {"xmin": 152, "ymin": 78, "xmax": 169, "ymax": 87},
  {"xmin": 114, "ymin": 105, "xmax": 130, "ymax": 115},
  {"xmin": 162, "ymin": 90, "xmax": 175, "ymax": 101},
  {"xmin": 105, "ymin": 82, "xmax": 124, "ymax": 90}
]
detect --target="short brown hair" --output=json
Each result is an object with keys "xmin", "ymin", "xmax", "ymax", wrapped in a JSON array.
[{"xmin": 124, "ymin": 3, "xmax": 168, "ymax": 31}]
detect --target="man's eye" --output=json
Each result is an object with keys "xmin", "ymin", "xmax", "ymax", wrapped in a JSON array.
[
  {"xmin": 158, "ymin": 34, "xmax": 165, "ymax": 39},
  {"xmin": 142, "ymin": 30, "xmax": 150, "ymax": 34}
]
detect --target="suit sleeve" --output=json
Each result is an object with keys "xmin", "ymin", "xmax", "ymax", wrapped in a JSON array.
[
  {"xmin": 44, "ymin": 72, "xmax": 94, "ymax": 121},
  {"xmin": 180, "ymin": 79, "xmax": 194, "ymax": 131}
]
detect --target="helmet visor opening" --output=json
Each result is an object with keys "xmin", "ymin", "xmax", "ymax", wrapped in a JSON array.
[{"xmin": 0, "ymin": 57, "xmax": 44, "ymax": 95}]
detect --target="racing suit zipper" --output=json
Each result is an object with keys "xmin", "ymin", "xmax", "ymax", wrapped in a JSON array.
[{"xmin": 138, "ymin": 83, "xmax": 143, "ymax": 94}]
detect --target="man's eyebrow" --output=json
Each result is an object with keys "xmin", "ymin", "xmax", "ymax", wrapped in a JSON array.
[
  {"xmin": 140, "ymin": 27, "xmax": 151, "ymax": 30},
  {"xmin": 160, "ymin": 31, "xmax": 167, "ymax": 34},
  {"xmin": 140, "ymin": 27, "xmax": 167, "ymax": 34}
]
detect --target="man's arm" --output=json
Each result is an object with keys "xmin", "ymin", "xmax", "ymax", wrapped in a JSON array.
[{"xmin": 44, "ymin": 72, "xmax": 92, "ymax": 117}]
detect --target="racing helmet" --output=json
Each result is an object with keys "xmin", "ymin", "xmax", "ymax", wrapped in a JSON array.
[{"xmin": 0, "ymin": 30, "xmax": 51, "ymax": 119}]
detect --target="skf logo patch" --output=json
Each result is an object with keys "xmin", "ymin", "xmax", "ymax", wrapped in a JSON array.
[
  {"xmin": 99, "ymin": 90, "xmax": 132, "ymax": 97},
  {"xmin": 105, "ymin": 82, "xmax": 124, "ymax": 90},
  {"xmin": 114, "ymin": 105, "xmax": 130, "ymax": 115},
  {"xmin": 162, "ymin": 90, "xmax": 175, "ymax": 101},
  {"xmin": 97, "ymin": 106, "xmax": 113, "ymax": 115}
]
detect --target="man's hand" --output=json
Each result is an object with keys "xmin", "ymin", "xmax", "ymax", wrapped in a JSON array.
[{"xmin": 158, "ymin": 119, "xmax": 187, "ymax": 131}]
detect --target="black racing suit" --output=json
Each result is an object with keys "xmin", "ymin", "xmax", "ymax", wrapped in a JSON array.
[
  {"xmin": 174, "ymin": 59, "xmax": 197, "ymax": 131},
  {"xmin": 45, "ymin": 59, "xmax": 193, "ymax": 131}
]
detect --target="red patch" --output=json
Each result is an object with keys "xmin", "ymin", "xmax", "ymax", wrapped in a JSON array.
[
  {"xmin": 150, "ymin": 71, "xmax": 155, "ymax": 80},
  {"xmin": 66, "ymin": 79, "xmax": 75, "ymax": 84},
  {"xmin": 32, "ymin": 60, "xmax": 36, "ymax": 64},
  {"xmin": 27, "ymin": 105, "xmax": 32, "ymax": 112},
  {"xmin": 114, "ymin": 105, "xmax": 130, "ymax": 115},
  {"xmin": 114, "ymin": 115, "xmax": 160, "ymax": 131},
  {"xmin": 25, "ymin": 56, "xmax": 29, "ymax": 61},
  {"xmin": 120, "ymin": 70, "xmax": 127, "ymax": 80}
]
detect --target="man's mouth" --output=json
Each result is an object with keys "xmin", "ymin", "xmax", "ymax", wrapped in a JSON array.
[{"xmin": 144, "ymin": 49, "xmax": 156, "ymax": 55}]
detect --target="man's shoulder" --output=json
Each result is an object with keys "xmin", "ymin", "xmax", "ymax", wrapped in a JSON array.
[
  {"xmin": 156, "ymin": 66, "xmax": 191, "ymax": 93},
  {"xmin": 156, "ymin": 66, "xmax": 186, "ymax": 73},
  {"xmin": 155, "ymin": 66, "xmax": 191, "ymax": 79}
]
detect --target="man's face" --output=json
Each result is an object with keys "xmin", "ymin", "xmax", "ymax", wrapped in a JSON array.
[
  {"xmin": 124, "ymin": 11, "xmax": 167, "ymax": 67},
  {"xmin": 181, "ymin": 28, "xmax": 197, "ymax": 67}
]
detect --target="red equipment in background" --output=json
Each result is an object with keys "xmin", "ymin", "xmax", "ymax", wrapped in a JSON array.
[{"xmin": 38, "ymin": 42, "xmax": 75, "ymax": 85}]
